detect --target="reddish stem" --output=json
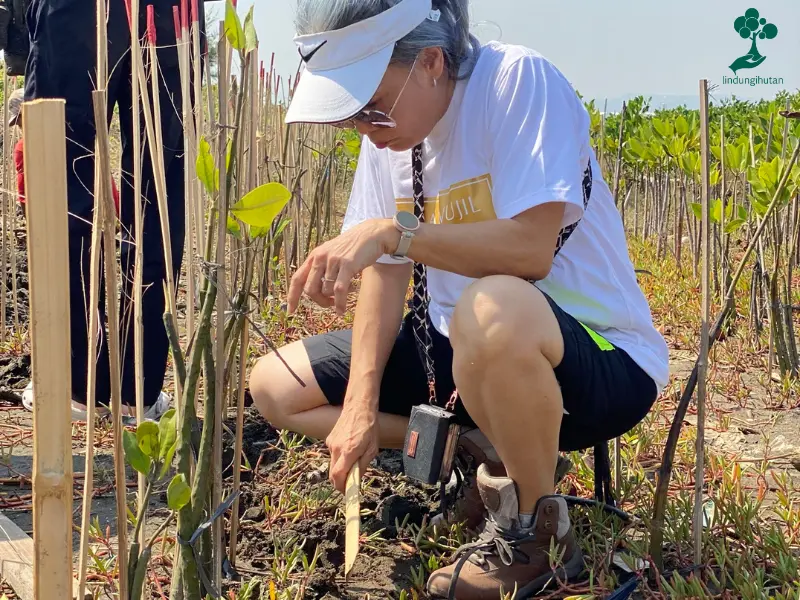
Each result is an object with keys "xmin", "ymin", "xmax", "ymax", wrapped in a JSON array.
[
  {"xmin": 172, "ymin": 6, "xmax": 181, "ymax": 42},
  {"xmin": 181, "ymin": 0, "xmax": 189, "ymax": 31},
  {"xmin": 123, "ymin": 0, "xmax": 132, "ymax": 28},
  {"xmin": 147, "ymin": 5, "xmax": 156, "ymax": 45},
  {"xmin": 191, "ymin": 0, "xmax": 198, "ymax": 24}
]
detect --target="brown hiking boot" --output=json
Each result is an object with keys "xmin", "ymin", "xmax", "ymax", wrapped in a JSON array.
[
  {"xmin": 427, "ymin": 464, "xmax": 584, "ymax": 599},
  {"xmin": 435, "ymin": 429, "xmax": 573, "ymax": 532}
]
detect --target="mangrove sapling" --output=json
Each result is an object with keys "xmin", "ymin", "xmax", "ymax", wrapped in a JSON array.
[
  {"xmin": 166, "ymin": 4, "xmax": 291, "ymax": 596},
  {"xmin": 122, "ymin": 409, "xmax": 190, "ymax": 600},
  {"xmin": 649, "ymin": 138, "xmax": 800, "ymax": 570}
]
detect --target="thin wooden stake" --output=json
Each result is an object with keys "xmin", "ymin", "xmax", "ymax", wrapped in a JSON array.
[
  {"xmin": 94, "ymin": 0, "xmax": 129, "ymax": 593},
  {"xmin": 344, "ymin": 463, "xmax": 360, "ymax": 578},
  {"xmin": 23, "ymin": 97, "xmax": 74, "ymax": 600},
  {"xmin": 227, "ymin": 311, "xmax": 248, "ymax": 567},
  {"xmin": 213, "ymin": 22, "xmax": 230, "ymax": 589},
  {"xmin": 125, "ymin": 0, "xmax": 148, "ymax": 554},
  {"xmin": 693, "ymin": 80, "xmax": 711, "ymax": 564},
  {"xmin": 93, "ymin": 89, "xmax": 130, "ymax": 600},
  {"xmin": 178, "ymin": 1, "xmax": 197, "ymax": 343},
  {"xmin": 145, "ymin": 7, "xmax": 180, "ymax": 376},
  {"xmin": 1, "ymin": 69, "xmax": 8, "ymax": 345},
  {"xmin": 75, "ymin": 95, "xmax": 107, "ymax": 600}
]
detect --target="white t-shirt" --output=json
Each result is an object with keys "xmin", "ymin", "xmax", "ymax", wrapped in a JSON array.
[{"xmin": 341, "ymin": 41, "xmax": 670, "ymax": 394}]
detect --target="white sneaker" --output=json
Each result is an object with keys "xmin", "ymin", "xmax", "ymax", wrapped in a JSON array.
[{"xmin": 22, "ymin": 381, "xmax": 171, "ymax": 424}]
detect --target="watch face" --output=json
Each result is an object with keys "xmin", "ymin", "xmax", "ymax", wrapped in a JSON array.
[{"xmin": 396, "ymin": 210, "xmax": 418, "ymax": 230}]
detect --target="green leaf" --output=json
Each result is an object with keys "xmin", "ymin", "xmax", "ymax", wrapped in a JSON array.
[
  {"xmin": 158, "ymin": 409, "xmax": 177, "ymax": 461},
  {"xmin": 159, "ymin": 440, "xmax": 178, "ymax": 479},
  {"xmin": 344, "ymin": 137, "xmax": 361, "ymax": 158},
  {"xmin": 689, "ymin": 202, "xmax": 703, "ymax": 221},
  {"xmin": 196, "ymin": 137, "xmax": 219, "ymax": 195},
  {"xmin": 224, "ymin": 0, "xmax": 245, "ymax": 51},
  {"xmin": 758, "ymin": 158, "xmax": 780, "ymax": 190},
  {"xmin": 675, "ymin": 115, "xmax": 689, "ymax": 136},
  {"xmin": 709, "ymin": 168, "xmax": 720, "ymax": 187},
  {"xmin": 226, "ymin": 138, "xmax": 233, "ymax": 172},
  {"xmin": 167, "ymin": 474, "xmax": 191, "ymax": 511},
  {"xmin": 123, "ymin": 429, "xmax": 151, "ymax": 475},
  {"xmin": 137, "ymin": 421, "xmax": 160, "ymax": 458},
  {"xmin": 710, "ymin": 198, "xmax": 722, "ymax": 224},
  {"xmin": 230, "ymin": 182, "xmax": 291, "ymax": 228},
  {"xmin": 738, "ymin": 205, "xmax": 748, "ymax": 221},
  {"xmin": 243, "ymin": 6, "xmax": 258, "ymax": 53},
  {"xmin": 724, "ymin": 218, "xmax": 746, "ymax": 234},
  {"xmin": 227, "ymin": 214, "xmax": 242, "ymax": 239}
]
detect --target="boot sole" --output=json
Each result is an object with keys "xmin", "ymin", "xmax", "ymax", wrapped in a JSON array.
[{"xmin": 514, "ymin": 547, "xmax": 585, "ymax": 599}]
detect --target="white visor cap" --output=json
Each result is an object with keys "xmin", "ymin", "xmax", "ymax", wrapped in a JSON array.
[{"xmin": 285, "ymin": 0, "xmax": 433, "ymax": 125}]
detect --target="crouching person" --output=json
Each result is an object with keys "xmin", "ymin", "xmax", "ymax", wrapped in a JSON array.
[{"xmin": 249, "ymin": 0, "xmax": 669, "ymax": 597}]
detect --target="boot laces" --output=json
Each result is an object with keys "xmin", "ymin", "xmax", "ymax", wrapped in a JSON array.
[{"xmin": 452, "ymin": 518, "xmax": 535, "ymax": 567}]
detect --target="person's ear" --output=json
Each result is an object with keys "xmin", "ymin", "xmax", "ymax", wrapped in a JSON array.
[{"xmin": 419, "ymin": 47, "xmax": 446, "ymax": 85}]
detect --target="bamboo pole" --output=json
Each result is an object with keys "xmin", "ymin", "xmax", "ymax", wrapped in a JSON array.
[
  {"xmin": 75, "ymin": 93, "xmax": 109, "ymax": 600},
  {"xmin": 123, "ymin": 0, "xmax": 149, "ymax": 556},
  {"xmin": 94, "ymin": 0, "xmax": 129, "ymax": 594},
  {"xmin": 1, "ymin": 69, "xmax": 8, "ymax": 345},
  {"xmin": 693, "ymin": 79, "xmax": 711, "ymax": 564},
  {"xmin": 145, "ymin": 7, "xmax": 180, "ymax": 376},
  {"xmin": 192, "ymin": 0, "xmax": 206, "ymax": 270},
  {"xmin": 213, "ymin": 22, "xmax": 230, "ymax": 589},
  {"xmin": 177, "ymin": 2, "xmax": 197, "ymax": 345},
  {"xmin": 23, "ymin": 97, "xmax": 75, "ymax": 600}
]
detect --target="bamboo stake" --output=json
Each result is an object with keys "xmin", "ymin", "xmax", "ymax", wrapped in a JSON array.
[
  {"xmin": 344, "ymin": 463, "xmax": 360, "ymax": 578},
  {"xmin": 94, "ymin": 0, "xmax": 129, "ymax": 594},
  {"xmin": 7, "ymin": 75, "xmax": 17, "ymax": 336},
  {"xmin": 23, "ymin": 97, "xmax": 74, "ymax": 600},
  {"xmin": 192, "ymin": 0, "xmax": 206, "ymax": 268},
  {"xmin": 693, "ymin": 79, "xmax": 710, "ymax": 565},
  {"xmin": 227, "ymin": 309, "xmax": 248, "ymax": 566},
  {"xmin": 213, "ymin": 22, "xmax": 230, "ymax": 589},
  {"xmin": 145, "ymin": 7, "xmax": 180, "ymax": 373},
  {"xmin": 123, "ymin": 0, "xmax": 149, "ymax": 554},
  {"xmin": 177, "ymin": 3, "xmax": 197, "ymax": 345},
  {"xmin": 720, "ymin": 116, "xmax": 726, "ymax": 292},
  {"xmin": 1, "ymin": 69, "xmax": 8, "ymax": 345},
  {"xmin": 75, "ymin": 93, "xmax": 109, "ymax": 600}
]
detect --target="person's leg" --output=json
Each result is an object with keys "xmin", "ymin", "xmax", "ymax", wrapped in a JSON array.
[
  {"xmin": 428, "ymin": 275, "xmax": 658, "ymax": 598},
  {"xmin": 449, "ymin": 275, "xmax": 564, "ymax": 513},
  {"xmin": 249, "ymin": 312, "xmax": 462, "ymax": 448},
  {"xmin": 249, "ymin": 338, "xmax": 410, "ymax": 446},
  {"xmin": 25, "ymin": 0, "xmax": 111, "ymax": 407},
  {"xmin": 119, "ymin": 0, "xmax": 186, "ymax": 407}
]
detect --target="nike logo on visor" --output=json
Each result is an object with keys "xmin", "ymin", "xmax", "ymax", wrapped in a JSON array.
[{"xmin": 298, "ymin": 40, "xmax": 328, "ymax": 65}]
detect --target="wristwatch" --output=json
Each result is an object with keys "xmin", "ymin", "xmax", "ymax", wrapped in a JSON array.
[{"xmin": 391, "ymin": 210, "xmax": 420, "ymax": 258}]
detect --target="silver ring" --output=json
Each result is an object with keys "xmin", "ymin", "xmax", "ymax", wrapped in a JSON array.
[{"xmin": 321, "ymin": 277, "xmax": 336, "ymax": 283}]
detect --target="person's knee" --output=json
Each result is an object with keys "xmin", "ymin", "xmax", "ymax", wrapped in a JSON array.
[
  {"xmin": 249, "ymin": 354, "xmax": 290, "ymax": 426},
  {"xmin": 451, "ymin": 275, "xmax": 563, "ymax": 368}
]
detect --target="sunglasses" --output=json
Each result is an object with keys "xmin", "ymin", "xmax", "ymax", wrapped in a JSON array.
[{"xmin": 331, "ymin": 55, "xmax": 419, "ymax": 130}]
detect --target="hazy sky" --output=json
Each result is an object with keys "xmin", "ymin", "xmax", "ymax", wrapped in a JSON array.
[{"xmin": 232, "ymin": 0, "xmax": 799, "ymax": 104}]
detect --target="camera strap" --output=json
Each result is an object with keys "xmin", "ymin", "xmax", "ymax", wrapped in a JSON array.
[{"xmin": 409, "ymin": 143, "xmax": 458, "ymax": 412}]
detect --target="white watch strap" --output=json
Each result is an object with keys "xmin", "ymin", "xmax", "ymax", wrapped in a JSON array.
[{"xmin": 392, "ymin": 231, "xmax": 414, "ymax": 258}]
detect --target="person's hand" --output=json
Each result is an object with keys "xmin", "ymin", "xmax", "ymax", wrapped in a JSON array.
[
  {"xmin": 326, "ymin": 402, "xmax": 379, "ymax": 494},
  {"xmin": 287, "ymin": 219, "xmax": 399, "ymax": 315}
]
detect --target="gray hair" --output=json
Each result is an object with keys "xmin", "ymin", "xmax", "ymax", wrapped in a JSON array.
[{"xmin": 295, "ymin": 0, "xmax": 481, "ymax": 80}]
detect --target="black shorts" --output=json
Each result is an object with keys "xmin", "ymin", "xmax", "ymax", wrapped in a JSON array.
[{"xmin": 303, "ymin": 293, "xmax": 657, "ymax": 452}]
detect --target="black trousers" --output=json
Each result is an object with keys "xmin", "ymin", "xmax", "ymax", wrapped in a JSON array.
[{"xmin": 24, "ymin": 0, "xmax": 206, "ymax": 407}]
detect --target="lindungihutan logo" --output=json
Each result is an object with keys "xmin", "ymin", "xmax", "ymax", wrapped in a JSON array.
[{"xmin": 723, "ymin": 8, "xmax": 783, "ymax": 86}]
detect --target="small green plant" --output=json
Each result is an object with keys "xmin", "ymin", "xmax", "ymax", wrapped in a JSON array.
[{"xmin": 122, "ymin": 409, "xmax": 189, "ymax": 600}]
